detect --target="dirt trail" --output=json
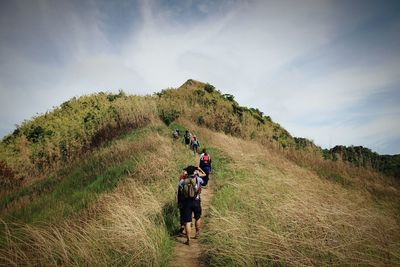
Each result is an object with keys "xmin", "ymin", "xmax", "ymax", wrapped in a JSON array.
[{"xmin": 168, "ymin": 156, "xmax": 214, "ymax": 267}]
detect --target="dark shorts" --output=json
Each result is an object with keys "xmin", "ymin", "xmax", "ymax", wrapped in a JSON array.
[
  {"xmin": 185, "ymin": 138, "xmax": 190, "ymax": 144},
  {"xmin": 181, "ymin": 199, "xmax": 201, "ymax": 224},
  {"xmin": 202, "ymin": 174, "xmax": 209, "ymax": 186}
]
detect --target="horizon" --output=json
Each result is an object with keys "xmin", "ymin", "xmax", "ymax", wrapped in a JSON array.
[{"xmin": 1, "ymin": 0, "xmax": 399, "ymax": 154}]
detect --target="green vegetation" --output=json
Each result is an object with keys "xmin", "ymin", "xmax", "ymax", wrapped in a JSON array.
[
  {"xmin": 0, "ymin": 122, "xmax": 194, "ymax": 266},
  {"xmin": 1, "ymin": 126, "xmax": 153, "ymax": 225},
  {"xmin": 156, "ymin": 80, "xmax": 295, "ymax": 148},
  {"xmin": 0, "ymin": 79, "xmax": 399, "ymax": 266},
  {"xmin": 0, "ymin": 92, "xmax": 156, "ymax": 186},
  {"xmin": 323, "ymin": 145, "xmax": 400, "ymax": 178}
]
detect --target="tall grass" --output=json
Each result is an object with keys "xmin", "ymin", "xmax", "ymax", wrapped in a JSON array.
[
  {"xmin": 182, "ymin": 121, "xmax": 400, "ymax": 266},
  {"xmin": 0, "ymin": 123, "xmax": 194, "ymax": 266},
  {"xmin": 1, "ymin": 125, "xmax": 160, "ymax": 222},
  {"xmin": 1, "ymin": 183, "xmax": 173, "ymax": 266},
  {"xmin": 0, "ymin": 93, "xmax": 157, "ymax": 187}
]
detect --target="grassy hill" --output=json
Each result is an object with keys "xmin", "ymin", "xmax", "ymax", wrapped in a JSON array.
[{"xmin": 0, "ymin": 80, "xmax": 399, "ymax": 266}]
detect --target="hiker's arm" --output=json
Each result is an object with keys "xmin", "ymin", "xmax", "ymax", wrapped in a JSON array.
[
  {"xmin": 196, "ymin": 167, "xmax": 206, "ymax": 177},
  {"xmin": 198, "ymin": 177, "xmax": 205, "ymax": 186}
]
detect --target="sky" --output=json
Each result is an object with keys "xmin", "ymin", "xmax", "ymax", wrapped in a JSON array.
[{"xmin": 0, "ymin": 0, "xmax": 399, "ymax": 155}]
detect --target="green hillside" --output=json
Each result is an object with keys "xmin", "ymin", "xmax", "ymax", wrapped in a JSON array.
[
  {"xmin": 323, "ymin": 145, "xmax": 400, "ymax": 178},
  {"xmin": 0, "ymin": 80, "xmax": 399, "ymax": 266}
]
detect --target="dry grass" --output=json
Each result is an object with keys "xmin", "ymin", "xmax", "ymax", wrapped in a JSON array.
[
  {"xmin": 1, "ymin": 184, "xmax": 168, "ymax": 266},
  {"xmin": 180, "ymin": 120, "xmax": 400, "ymax": 266},
  {"xmin": 2, "ymin": 115, "xmax": 399, "ymax": 266},
  {"xmin": 0, "ymin": 126, "xmax": 193, "ymax": 266}
]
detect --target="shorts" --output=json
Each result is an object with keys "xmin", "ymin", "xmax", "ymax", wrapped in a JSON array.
[
  {"xmin": 181, "ymin": 199, "xmax": 201, "ymax": 224},
  {"xmin": 202, "ymin": 174, "xmax": 209, "ymax": 186}
]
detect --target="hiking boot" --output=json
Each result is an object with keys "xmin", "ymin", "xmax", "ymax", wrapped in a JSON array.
[{"xmin": 185, "ymin": 239, "xmax": 190, "ymax": 246}]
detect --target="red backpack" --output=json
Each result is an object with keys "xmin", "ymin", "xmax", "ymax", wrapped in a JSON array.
[{"xmin": 201, "ymin": 154, "xmax": 210, "ymax": 165}]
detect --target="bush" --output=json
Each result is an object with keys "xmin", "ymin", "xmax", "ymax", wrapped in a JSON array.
[
  {"xmin": 204, "ymin": 83, "xmax": 215, "ymax": 93},
  {"xmin": 223, "ymin": 94, "xmax": 235, "ymax": 102}
]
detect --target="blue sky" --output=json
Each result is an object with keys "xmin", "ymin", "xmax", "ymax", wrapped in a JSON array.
[{"xmin": 0, "ymin": 0, "xmax": 399, "ymax": 154}]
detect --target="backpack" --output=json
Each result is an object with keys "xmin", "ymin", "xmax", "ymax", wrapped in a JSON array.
[
  {"xmin": 183, "ymin": 176, "xmax": 198, "ymax": 199},
  {"xmin": 201, "ymin": 154, "xmax": 210, "ymax": 165},
  {"xmin": 184, "ymin": 133, "xmax": 191, "ymax": 141}
]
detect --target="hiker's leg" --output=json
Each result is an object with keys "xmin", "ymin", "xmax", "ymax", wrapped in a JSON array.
[
  {"xmin": 182, "ymin": 202, "xmax": 193, "ymax": 244},
  {"xmin": 195, "ymin": 218, "xmax": 201, "ymax": 233},
  {"xmin": 184, "ymin": 222, "xmax": 191, "ymax": 243},
  {"xmin": 193, "ymin": 200, "xmax": 202, "ymax": 238},
  {"xmin": 179, "ymin": 207, "xmax": 185, "ymax": 234}
]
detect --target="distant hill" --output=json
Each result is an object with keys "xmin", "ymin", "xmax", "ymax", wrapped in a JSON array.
[{"xmin": 323, "ymin": 145, "xmax": 400, "ymax": 178}]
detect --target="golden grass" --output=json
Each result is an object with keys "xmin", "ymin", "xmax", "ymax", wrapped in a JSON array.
[
  {"xmin": 181, "ymin": 119, "xmax": 400, "ymax": 266},
  {"xmin": 0, "ymin": 128, "xmax": 193, "ymax": 266},
  {"xmin": 2, "ymin": 115, "xmax": 399, "ymax": 266}
]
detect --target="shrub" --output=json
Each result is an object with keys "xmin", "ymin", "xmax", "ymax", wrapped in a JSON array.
[
  {"xmin": 204, "ymin": 83, "xmax": 215, "ymax": 93},
  {"xmin": 222, "ymin": 94, "xmax": 235, "ymax": 102}
]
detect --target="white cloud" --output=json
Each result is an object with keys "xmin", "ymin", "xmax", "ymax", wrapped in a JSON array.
[{"xmin": 1, "ymin": 0, "xmax": 399, "ymax": 154}]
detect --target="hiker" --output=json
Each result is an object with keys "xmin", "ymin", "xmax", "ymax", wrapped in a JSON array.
[
  {"xmin": 191, "ymin": 135, "xmax": 200, "ymax": 155},
  {"xmin": 177, "ymin": 166, "xmax": 206, "ymax": 235},
  {"xmin": 177, "ymin": 170, "xmax": 188, "ymax": 234},
  {"xmin": 177, "ymin": 168, "xmax": 206, "ymax": 234},
  {"xmin": 199, "ymin": 148, "xmax": 212, "ymax": 187},
  {"xmin": 177, "ymin": 166, "xmax": 206, "ymax": 245},
  {"xmin": 183, "ymin": 130, "xmax": 191, "ymax": 147},
  {"xmin": 172, "ymin": 129, "xmax": 180, "ymax": 140}
]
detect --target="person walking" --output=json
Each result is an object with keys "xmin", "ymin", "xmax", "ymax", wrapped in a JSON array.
[
  {"xmin": 172, "ymin": 129, "xmax": 180, "ymax": 140},
  {"xmin": 178, "ymin": 168, "xmax": 205, "ymax": 245},
  {"xmin": 199, "ymin": 148, "xmax": 212, "ymax": 187},
  {"xmin": 177, "ymin": 170, "xmax": 188, "ymax": 235},
  {"xmin": 191, "ymin": 135, "xmax": 200, "ymax": 155},
  {"xmin": 183, "ymin": 130, "xmax": 191, "ymax": 147}
]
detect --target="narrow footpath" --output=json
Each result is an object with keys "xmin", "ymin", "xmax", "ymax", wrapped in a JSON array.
[{"xmin": 168, "ymin": 155, "xmax": 214, "ymax": 267}]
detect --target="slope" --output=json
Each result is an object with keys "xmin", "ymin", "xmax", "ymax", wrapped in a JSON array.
[
  {"xmin": 182, "ymin": 119, "xmax": 400, "ymax": 266},
  {"xmin": 0, "ymin": 122, "xmax": 194, "ymax": 266},
  {"xmin": 0, "ymin": 80, "xmax": 399, "ymax": 266}
]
